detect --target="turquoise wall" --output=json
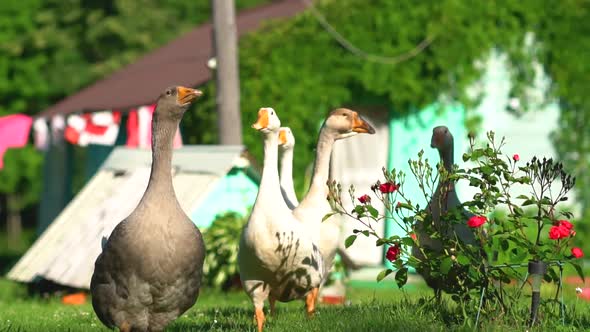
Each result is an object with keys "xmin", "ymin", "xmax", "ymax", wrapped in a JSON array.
[
  {"xmin": 386, "ymin": 103, "xmax": 467, "ymax": 238},
  {"xmin": 383, "ymin": 104, "xmax": 467, "ymax": 267},
  {"xmin": 190, "ymin": 168, "xmax": 258, "ymax": 229}
]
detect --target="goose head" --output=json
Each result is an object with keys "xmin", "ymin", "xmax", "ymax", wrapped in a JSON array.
[
  {"xmin": 323, "ymin": 108, "xmax": 376, "ymax": 140},
  {"xmin": 156, "ymin": 86, "xmax": 203, "ymax": 120},
  {"xmin": 251, "ymin": 107, "xmax": 281, "ymax": 134},
  {"xmin": 278, "ymin": 127, "xmax": 295, "ymax": 150},
  {"xmin": 431, "ymin": 126, "xmax": 453, "ymax": 152}
]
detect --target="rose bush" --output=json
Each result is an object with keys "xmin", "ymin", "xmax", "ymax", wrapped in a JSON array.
[{"xmin": 327, "ymin": 131, "xmax": 584, "ymax": 316}]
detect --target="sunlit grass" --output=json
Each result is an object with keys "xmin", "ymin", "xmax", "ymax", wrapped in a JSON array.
[{"xmin": 1, "ymin": 277, "xmax": 589, "ymax": 331}]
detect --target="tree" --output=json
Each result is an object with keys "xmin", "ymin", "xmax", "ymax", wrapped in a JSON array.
[
  {"xmin": 0, "ymin": 147, "xmax": 42, "ymax": 248},
  {"xmin": 187, "ymin": 0, "xmax": 590, "ymax": 222},
  {"xmin": 0, "ymin": 0, "xmax": 269, "ymax": 239}
]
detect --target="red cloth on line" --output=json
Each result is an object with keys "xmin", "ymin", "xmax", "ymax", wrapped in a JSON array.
[{"xmin": 65, "ymin": 111, "xmax": 121, "ymax": 146}]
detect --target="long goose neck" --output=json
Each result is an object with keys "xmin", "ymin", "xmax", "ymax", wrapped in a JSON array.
[
  {"xmin": 436, "ymin": 143, "xmax": 456, "ymax": 201},
  {"xmin": 440, "ymin": 143, "xmax": 454, "ymax": 174},
  {"xmin": 144, "ymin": 112, "xmax": 179, "ymax": 199},
  {"xmin": 259, "ymin": 131, "xmax": 281, "ymax": 197},
  {"xmin": 305, "ymin": 130, "xmax": 335, "ymax": 200},
  {"xmin": 279, "ymin": 147, "xmax": 295, "ymax": 191}
]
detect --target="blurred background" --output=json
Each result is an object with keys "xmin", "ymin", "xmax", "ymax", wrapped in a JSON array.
[{"xmin": 0, "ymin": 0, "xmax": 589, "ymax": 296}]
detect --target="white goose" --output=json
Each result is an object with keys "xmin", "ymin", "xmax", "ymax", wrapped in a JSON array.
[
  {"xmin": 238, "ymin": 108, "xmax": 324, "ymax": 332},
  {"xmin": 292, "ymin": 108, "xmax": 375, "ymax": 299},
  {"xmin": 278, "ymin": 127, "xmax": 299, "ymax": 209}
]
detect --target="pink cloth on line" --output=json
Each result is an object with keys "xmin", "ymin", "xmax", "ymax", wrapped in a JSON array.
[
  {"xmin": 0, "ymin": 114, "xmax": 33, "ymax": 169},
  {"xmin": 126, "ymin": 110, "xmax": 139, "ymax": 147}
]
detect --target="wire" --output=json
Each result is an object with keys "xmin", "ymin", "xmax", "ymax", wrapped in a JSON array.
[{"xmin": 301, "ymin": 0, "xmax": 436, "ymax": 65}]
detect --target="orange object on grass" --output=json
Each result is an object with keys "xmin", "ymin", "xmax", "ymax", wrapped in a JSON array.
[
  {"xmin": 321, "ymin": 295, "xmax": 345, "ymax": 305},
  {"xmin": 62, "ymin": 292, "xmax": 87, "ymax": 305}
]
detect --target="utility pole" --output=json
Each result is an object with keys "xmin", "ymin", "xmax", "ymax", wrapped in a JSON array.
[{"xmin": 211, "ymin": 0, "xmax": 242, "ymax": 145}]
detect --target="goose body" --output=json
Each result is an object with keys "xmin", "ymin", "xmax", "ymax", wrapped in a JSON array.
[
  {"xmin": 238, "ymin": 108, "xmax": 324, "ymax": 332},
  {"xmin": 90, "ymin": 86, "xmax": 205, "ymax": 332},
  {"xmin": 292, "ymin": 109, "xmax": 375, "ymax": 292},
  {"xmin": 411, "ymin": 125, "xmax": 478, "ymax": 295}
]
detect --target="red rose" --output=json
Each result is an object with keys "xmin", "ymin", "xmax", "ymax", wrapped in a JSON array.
[
  {"xmin": 379, "ymin": 182, "xmax": 399, "ymax": 193},
  {"xmin": 386, "ymin": 244, "xmax": 401, "ymax": 262},
  {"xmin": 572, "ymin": 247, "xmax": 584, "ymax": 258},
  {"xmin": 410, "ymin": 233, "xmax": 417, "ymax": 241},
  {"xmin": 549, "ymin": 225, "xmax": 570, "ymax": 240},
  {"xmin": 557, "ymin": 220, "xmax": 573, "ymax": 230},
  {"xmin": 467, "ymin": 215, "xmax": 487, "ymax": 228},
  {"xmin": 570, "ymin": 230, "xmax": 577, "ymax": 237},
  {"xmin": 513, "ymin": 154, "xmax": 520, "ymax": 162},
  {"xmin": 358, "ymin": 194, "xmax": 371, "ymax": 204}
]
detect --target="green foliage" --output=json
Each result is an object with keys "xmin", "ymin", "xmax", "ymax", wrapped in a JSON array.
[
  {"xmin": 3, "ymin": 0, "xmax": 590, "ymax": 225},
  {"xmin": 329, "ymin": 131, "xmax": 583, "ymax": 321},
  {"xmin": 202, "ymin": 210, "xmax": 248, "ymax": 290},
  {"xmin": 185, "ymin": 0, "xmax": 590, "ymax": 217},
  {"xmin": 0, "ymin": 146, "xmax": 42, "ymax": 208},
  {"xmin": 0, "ymin": 0, "xmax": 268, "ymax": 215}
]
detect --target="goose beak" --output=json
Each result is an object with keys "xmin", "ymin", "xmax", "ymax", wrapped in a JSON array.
[
  {"xmin": 351, "ymin": 113, "xmax": 376, "ymax": 134},
  {"xmin": 177, "ymin": 87, "xmax": 203, "ymax": 105},
  {"xmin": 278, "ymin": 129, "xmax": 288, "ymax": 145},
  {"xmin": 251, "ymin": 108, "xmax": 269, "ymax": 131}
]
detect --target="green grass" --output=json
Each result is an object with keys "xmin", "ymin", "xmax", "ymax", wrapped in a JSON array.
[{"xmin": 1, "ymin": 278, "xmax": 589, "ymax": 332}]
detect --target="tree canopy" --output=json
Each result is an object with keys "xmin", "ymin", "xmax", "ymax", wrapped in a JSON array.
[
  {"xmin": 185, "ymin": 0, "xmax": 590, "ymax": 219},
  {"xmin": 0, "ymin": 0, "xmax": 266, "ymax": 218}
]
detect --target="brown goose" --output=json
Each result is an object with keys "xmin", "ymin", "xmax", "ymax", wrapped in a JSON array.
[
  {"xmin": 292, "ymin": 109, "xmax": 375, "ymax": 302},
  {"xmin": 411, "ymin": 125, "xmax": 479, "ymax": 298},
  {"xmin": 90, "ymin": 86, "xmax": 206, "ymax": 332}
]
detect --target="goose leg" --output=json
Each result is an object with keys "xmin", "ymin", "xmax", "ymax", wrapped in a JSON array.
[
  {"xmin": 269, "ymin": 296, "xmax": 277, "ymax": 317},
  {"xmin": 255, "ymin": 306, "xmax": 265, "ymax": 332},
  {"xmin": 305, "ymin": 287, "xmax": 319, "ymax": 317},
  {"xmin": 245, "ymin": 280, "xmax": 269, "ymax": 331}
]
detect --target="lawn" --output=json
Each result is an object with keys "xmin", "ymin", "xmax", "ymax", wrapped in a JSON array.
[{"xmin": 1, "ymin": 277, "xmax": 589, "ymax": 332}]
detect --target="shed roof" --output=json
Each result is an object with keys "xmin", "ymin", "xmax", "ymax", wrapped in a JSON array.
[
  {"xmin": 40, "ymin": 0, "xmax": 306, "ymax": 118},
  {"xmin": 7, "ymin": 145, "xmax": 253, "ymax": 289}
]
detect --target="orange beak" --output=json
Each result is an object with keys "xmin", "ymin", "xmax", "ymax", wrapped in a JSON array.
[
  {"xmin": 279, "ymin": 129, "xmax": 287, "ymax": 145},
  {"xmin": 251, "ymin": 108, "xmax": 269, "ymax": 130},
  {"xmin": 177, "ymin": 86, "xmax": 203, "ymax": 105},
  {"xmin": 351, "ymin": 112, "xmax": 376, "ymax": 134}
]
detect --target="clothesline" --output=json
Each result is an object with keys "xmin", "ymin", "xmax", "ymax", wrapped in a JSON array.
[{"xmin": 0, "ymin": 105, "xmax": 183, "ymax": 170}]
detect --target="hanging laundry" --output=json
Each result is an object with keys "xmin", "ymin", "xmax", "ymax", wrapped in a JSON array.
[
  {"xmin": 126, "ymin": 104, "xmax": 182, "ymax": 149},
  {"xmin": 33, "ymin": 118, "xmax": 49, "ymax": 151},
  {"xmin": 51, "ymin": 115, "xmax": 65, "ymax": 144},
  {"xmin": 126, "ymin": 110, "xmax": 139, "ymax": 147},
  {"xmin": 65, "ymin": 111, "xmax": 121, "ymax": 146},
  {"xmin": 137, "ymin": 105, "xmax": 155, "ymax": 148},
  {"xmin": 0, "ymin": 114, "xmax": 33, "ymax": 169}
]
